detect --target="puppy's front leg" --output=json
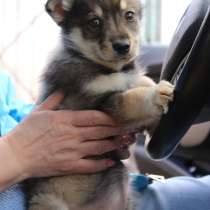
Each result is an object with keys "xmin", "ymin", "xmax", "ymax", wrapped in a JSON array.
[{"xmin": 101, "ymin": 81, "xmax": 174, "ymax": 129}]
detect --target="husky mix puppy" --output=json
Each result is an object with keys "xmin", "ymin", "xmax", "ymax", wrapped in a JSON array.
[{"xmin": 27, "ymin": 0, "xmax": 174, "ymax": 209}]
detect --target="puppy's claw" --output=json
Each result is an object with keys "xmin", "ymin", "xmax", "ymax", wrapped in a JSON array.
[{"xmin": 154, "ymin": 80, "xmax": 174, "ymax": 114}]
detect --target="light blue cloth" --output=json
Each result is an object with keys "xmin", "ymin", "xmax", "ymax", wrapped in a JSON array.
[
  {"xmin": 0, "ymin": 71, "xmax": 34, "ymax": 136},
  {"xmin": 0, "ymin": 71, "xmax": 33, "ymax": 210}
]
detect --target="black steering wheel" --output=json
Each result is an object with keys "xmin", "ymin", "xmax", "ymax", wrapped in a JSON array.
[{"xmin": 145, "ymin": 0, "xmax": 210, "ymax": 160}]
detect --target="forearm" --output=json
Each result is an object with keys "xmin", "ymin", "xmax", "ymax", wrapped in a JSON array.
[{"xmin": 0, "ymin": 136, "xmax": 27, "ymax": 192}]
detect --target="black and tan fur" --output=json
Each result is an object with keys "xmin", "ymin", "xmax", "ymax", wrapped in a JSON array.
[{"xmin": 27, "ymin": 0, "xmax": 174, "ymax": 209}]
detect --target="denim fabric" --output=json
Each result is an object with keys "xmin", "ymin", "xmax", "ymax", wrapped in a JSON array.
[
  {"xmin": 0, "ymin": 185, "xmax": 26, "ymax": 210},
  {"xmin": 136, "ymin": 176, "xmax": 210, "ymax": 210}
]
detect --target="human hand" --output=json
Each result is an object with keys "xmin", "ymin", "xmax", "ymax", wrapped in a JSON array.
[{"xmin": 2, "ymin": 93, "xmax": 127, "ymax": 184}]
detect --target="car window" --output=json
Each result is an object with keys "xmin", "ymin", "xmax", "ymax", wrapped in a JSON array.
[{"xmin": 142, "ymin": 0, "xmax": 191, "ymax": 45}]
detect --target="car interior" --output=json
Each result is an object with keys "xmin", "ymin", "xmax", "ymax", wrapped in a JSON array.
[{"xmin": 134, "ymin": 0, "xmax": 210, "ymax": 178}]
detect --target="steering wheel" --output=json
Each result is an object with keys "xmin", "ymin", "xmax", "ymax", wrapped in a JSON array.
[{"xmin": 145, "ymin": 0, "xmax": 210, "ymax": 160}]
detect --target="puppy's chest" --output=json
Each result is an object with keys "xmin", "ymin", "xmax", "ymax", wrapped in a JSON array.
[
  {"xmin": 61, "ymin": 72, "xmax": 139, "ymax": 110},
  {"xmin": 85, "ymin": 72, "xmax": 138, "ymax": 95}
]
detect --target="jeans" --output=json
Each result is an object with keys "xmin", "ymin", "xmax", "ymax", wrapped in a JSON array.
[
  {"xmin": 136, "ymin": 176, "xmax": 210, "ymax": 210},
  {"xmin": 0, "ymin": 184, "xmax": 26, "ymax": 210}
]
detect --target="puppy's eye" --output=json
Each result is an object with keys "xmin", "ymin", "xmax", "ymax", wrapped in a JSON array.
[
  {"xmin": 125, "ymin": 11, "xmax": 136, "ymax": 22},
  {"xmin": 88, "ymin": 17, "xmax": 102, "ymax": 28}
]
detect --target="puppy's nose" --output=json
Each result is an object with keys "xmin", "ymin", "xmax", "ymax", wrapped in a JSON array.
[{"xmin": 112, "ymin": 40, "xmax": 130, "ymax": 55}]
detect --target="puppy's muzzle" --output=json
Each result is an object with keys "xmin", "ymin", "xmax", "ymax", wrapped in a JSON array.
[{"xmin": 112, "ymin": 39, "xmax": 130, "ymax": 56}]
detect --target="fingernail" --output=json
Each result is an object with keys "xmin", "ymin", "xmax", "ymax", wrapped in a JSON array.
[
  {"xmin": 106, "ymin": 160, "xmax": 116, "ymax": 167},
  {"xmin": 122, "ymin": 134, "xmax": 130, "ymax": 140}
]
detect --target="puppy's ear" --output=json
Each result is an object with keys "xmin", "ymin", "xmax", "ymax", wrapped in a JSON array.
[{"xmin": 45, "ymin": 0, "xmax": 73, "ymax": 25}]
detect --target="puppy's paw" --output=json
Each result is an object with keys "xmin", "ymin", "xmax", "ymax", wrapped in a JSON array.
[{"xmin": 153, "ymin": 80, "xmax": 174, "ymax": 114}]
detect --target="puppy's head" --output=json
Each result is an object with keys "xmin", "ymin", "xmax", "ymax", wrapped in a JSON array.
[{"xmin": 46, "ymin": 0, "xmax": 142, "ymax": 71}]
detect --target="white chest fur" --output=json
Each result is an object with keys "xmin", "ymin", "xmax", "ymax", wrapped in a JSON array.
[{"xmin": 85, "ymin": 72, "xmax": 142, "ymax": 95}]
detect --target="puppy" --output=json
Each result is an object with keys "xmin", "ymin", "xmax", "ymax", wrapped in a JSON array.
[{"xmin": 27, "ymin": 0, "xmax": 174, "ymax": 209}]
